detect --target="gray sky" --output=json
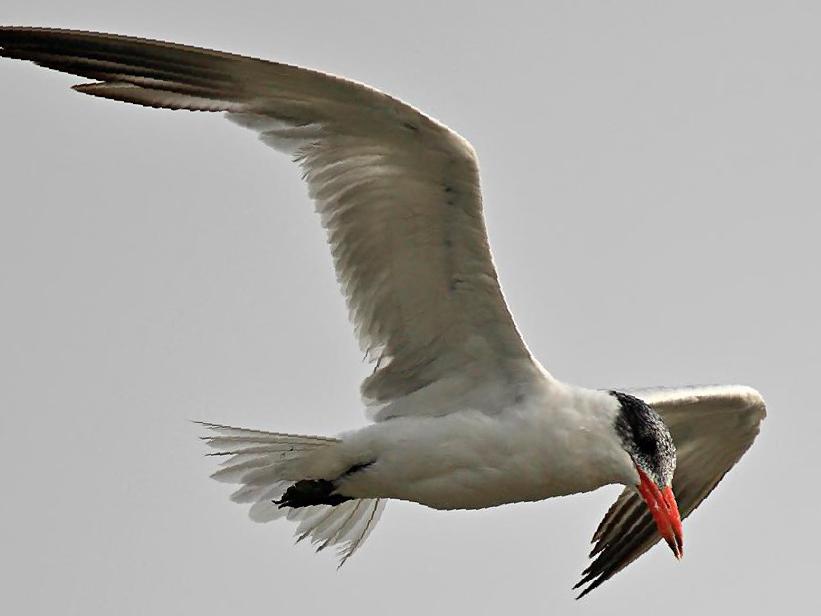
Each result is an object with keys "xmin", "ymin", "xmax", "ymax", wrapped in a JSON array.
[{"xmin": 1, "ymin": 1, "xmax": 818, "ymax": 614}]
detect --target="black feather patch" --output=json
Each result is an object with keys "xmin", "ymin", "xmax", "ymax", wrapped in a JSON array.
[{"xmin": 611, "ymin": 391, "xmax": 676, "ymax": 487}]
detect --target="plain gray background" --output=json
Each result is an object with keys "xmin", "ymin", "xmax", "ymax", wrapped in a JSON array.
[{"xmin": 1, "ymin": 1, "xmax": 817, "ymax": 614}]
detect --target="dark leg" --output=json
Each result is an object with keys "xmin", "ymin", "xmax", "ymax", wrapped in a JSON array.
[{"xmin": 274, "ymin": 479, "xmax": 352, "ymax": 509}]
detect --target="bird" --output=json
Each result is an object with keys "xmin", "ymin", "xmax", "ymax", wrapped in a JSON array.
[{"xmin": 0, "ymin": 27, "xmax": 766, "ymax": 598}]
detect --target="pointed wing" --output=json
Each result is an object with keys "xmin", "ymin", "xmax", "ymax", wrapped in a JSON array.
[
  {"xmin": 575, "ymin": 385, "xmax": 766, "ymax": 598},
  {"xmin": 0, "ymin": 27, "xmax": 543, "ymax": 418}
]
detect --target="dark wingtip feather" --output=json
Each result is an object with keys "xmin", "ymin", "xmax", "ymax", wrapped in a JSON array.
[
  {"xmin": 574, "ymin": 579, "xmax": 603, "ymax": 600},
  {"xmin": 0, "ymin": 26, "xmax": 245, "ymax": 112}
]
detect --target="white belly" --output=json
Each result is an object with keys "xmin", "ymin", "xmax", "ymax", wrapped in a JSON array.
[{"xmin": 334, "ymin": 388, "xmax": 635, "ymax": 510}]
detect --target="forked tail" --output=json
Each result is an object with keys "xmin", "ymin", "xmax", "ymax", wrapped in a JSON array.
[{"xmin": 198, "ymin": 422, "xmax": 385, "ymax": 565}]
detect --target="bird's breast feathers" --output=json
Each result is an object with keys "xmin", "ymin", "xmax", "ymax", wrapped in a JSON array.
[{"xmin": 336, "ymin": 385, "xmax": 636, "ymax": 510}]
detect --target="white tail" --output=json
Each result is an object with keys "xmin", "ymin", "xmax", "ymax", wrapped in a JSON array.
[{"xmin": 199, "ymin": 422, "xmax": 385, "ymax": 565}]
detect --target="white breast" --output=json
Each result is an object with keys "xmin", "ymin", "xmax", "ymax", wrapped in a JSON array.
[{"xmin": 336, "ymin": 383, "xmax": 637, "ymax": 510}]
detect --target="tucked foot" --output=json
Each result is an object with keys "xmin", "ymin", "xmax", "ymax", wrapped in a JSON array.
[{"xmin": 274, "ymin": 479, "xmax": 352, "ymax": 508}]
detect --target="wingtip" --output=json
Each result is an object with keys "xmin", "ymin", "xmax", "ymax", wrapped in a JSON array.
[
  {"xmin": 588, "ymin": 543, "xmax": 606, "ymax": 558},
  {"xmin": 573, "ymin": 584, "xmax": 593, "ymax": 600},
  {"xmin": 573, "ymin": 575, "xmax": 604, "ymax": 599}
]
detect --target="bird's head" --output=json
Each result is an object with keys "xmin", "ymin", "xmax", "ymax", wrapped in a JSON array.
[{"xmin": 611, "ymin": 391, "xmax": 684, "ymax": 559}]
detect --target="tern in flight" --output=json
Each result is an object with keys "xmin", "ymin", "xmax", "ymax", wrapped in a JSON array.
[{"xmin": 0, "ymin": 27, "xmax": 766, "ymax": 597}]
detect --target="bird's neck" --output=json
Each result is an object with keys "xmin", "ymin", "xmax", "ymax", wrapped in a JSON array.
[{"xmin": 528, "ymin": 382, "xmax": 640, "ymax": 493}]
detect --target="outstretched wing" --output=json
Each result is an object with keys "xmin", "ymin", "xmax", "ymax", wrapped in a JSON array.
[
  {"xmin": 0, "ymin": 27, "xmax": 543, "ymax": 419},
  {"xmin": 574, "ymin": 385, "xmax": 766, "ymax": 598}
]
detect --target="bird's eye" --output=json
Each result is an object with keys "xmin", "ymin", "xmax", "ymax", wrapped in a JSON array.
[{"xmin": 636, "ymin": 433, "xmax": 657, "ymax": 456}]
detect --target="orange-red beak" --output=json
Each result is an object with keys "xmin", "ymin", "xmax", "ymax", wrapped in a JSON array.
[{"xmin": 637, "ymin": 467, "xmax": 684, "ymax": 559}]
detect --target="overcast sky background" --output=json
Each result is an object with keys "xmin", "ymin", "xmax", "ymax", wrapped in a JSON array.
[{"xmin": 1, "ymin": 2, "xmax": 818, "ymax": 614}]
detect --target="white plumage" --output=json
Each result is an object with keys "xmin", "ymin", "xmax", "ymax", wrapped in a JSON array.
[
  {"xmin": 201, "ymin": 424, "xmax": 384, "ymax": 565},
  {"xmin": 0, "ymin": 27, "xmax": 766, "ymax": 596}
]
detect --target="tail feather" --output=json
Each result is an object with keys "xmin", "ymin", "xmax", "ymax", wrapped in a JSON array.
[{"xmin": 198, "ymin": 422, "xmax": 384, "ymax": 565}]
